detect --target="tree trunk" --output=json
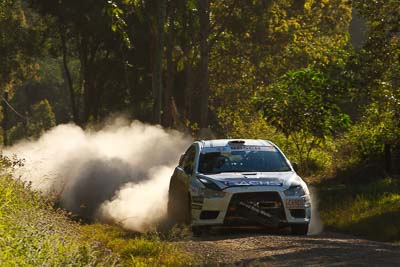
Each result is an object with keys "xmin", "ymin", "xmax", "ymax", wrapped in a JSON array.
[
  {"xmin": 181, "ymin": 1, "xmax": 194, "ymax": 121},
  {"xmin": 198, "ymin": 0, "xmax": 210, "ymax": 129},
  {"xmin": 83, "ymin": 72, "xmax": 97, "ymax": 123},
  {"xmin": 163, "ymin": 2, "xmax": 175, "ymax": 128},
  {"xmin": 152, "ymin": 0, "xmax": 166, "ymax": 124},
  {"xmin": 79, "ymin": 35, "xmax": 91, "ymax": 124},
  {"xmin": 2, "ymin": 91, "xmax": 8, "ymax": 146},
  {"xmin": 184, "ymin": 62, "xmax": 194, "ymax": 120},
  {"xmin": 79, "ymin": 35, "xmax": 100, "ymax": 124},
  {"xmin": 60, "ymin": 30, "xmax": 79, "ymax": 124},
  {"xmin": 82, "ymin": 66, "xmax": 91, "ymax": 123}
]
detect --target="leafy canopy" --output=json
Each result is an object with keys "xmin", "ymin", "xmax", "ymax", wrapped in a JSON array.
[{"xmin": 255, "ymin": 67, "xmax": 351, "ymax": 139}]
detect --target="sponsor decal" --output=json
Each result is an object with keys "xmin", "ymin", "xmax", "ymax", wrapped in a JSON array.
[
  {"xmin": 230, "ymin": 145, "xmax": 277, "ymax": 151},
  {"xmin": 231, "ymin": 145, "xmax": 261, "ymax": 150},
  {"xmin": 223, "ymin": 178, "xmax": 283, "ymax": 187},
  {"xmin": 239, "ymin": 201, "xmax": 272, "ymax": 218}
]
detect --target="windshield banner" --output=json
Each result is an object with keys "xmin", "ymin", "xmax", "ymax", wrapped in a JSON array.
[{"xmin": 201, "ymin": 146, "xmax": 276, "ymax": 153}]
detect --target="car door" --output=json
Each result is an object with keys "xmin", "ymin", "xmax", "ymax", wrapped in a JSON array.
[
  {"xmin": 176, "ymin": 145, "xmax": 196, "ymax": 191},
  {"xmin": 168, "ymin": 145, "xmax": 197, "ymax": 223}
]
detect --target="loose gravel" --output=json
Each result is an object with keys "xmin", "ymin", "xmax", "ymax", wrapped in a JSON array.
[{"xmin": 177, "ymin": 228, "xmax": 400, "ymax": 266}]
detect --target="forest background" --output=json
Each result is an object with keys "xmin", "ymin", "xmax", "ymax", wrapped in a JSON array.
[
  {"xmin": 1, "ymin": 0, "xmax": 399, "ymax": 176},
  {"xmin": 1, "ymin": 2, "xmax": 400, "ymax": 263}
]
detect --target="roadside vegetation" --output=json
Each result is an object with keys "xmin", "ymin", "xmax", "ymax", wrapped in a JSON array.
[
  {"xmin": 81, "ymin": 224, "xmax": 193, "ymax": 266},
  {"xmin": 318, "ymin": 177, "xmax": 400, "ymax": 242},
  {"xmin": 0, "ymin": 156, "xmax": 192, "ymax": 266},
  {"xmin": 310, "ymin": 102, "xmax": 400, "ymax": 243}
]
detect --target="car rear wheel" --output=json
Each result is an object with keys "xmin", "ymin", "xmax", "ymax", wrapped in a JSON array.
[{"xmin": 291, "ymin": 223, "xmax": 309, "ymax": 235}]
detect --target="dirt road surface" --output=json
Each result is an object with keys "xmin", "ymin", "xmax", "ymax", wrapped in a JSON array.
[{"xmin": 178, "ymin": 228, "xmax": 400, "ymax": 266}]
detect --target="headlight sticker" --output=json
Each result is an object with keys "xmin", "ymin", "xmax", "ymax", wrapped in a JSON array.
[
  {"xmin": 192, "ymin": 195, "xmax": 204, "ymax": 204},
  {"xmin": 283, "ymin": 184, "xmax": 306, "ymax": 197}
]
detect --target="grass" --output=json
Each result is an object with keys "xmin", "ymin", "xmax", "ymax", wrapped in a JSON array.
[
  {"xmin": 318, "ymin": 176, "xmax": 400, "ymax": 242},
  {"xmin": 81, "ymin": 224, "xmax": 193, "ymax": 266},
  {"xmin": 0, "ymin": 157, "xmax": 192, "ymax": 266},
  {"xmin": 0, "ymin": 172, "xmax": 114, "ymax": 266}
]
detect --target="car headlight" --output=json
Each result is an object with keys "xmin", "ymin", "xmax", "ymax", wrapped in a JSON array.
[
  {"xmin": 284, "ymin": 184, "xmax": 306, "ymax": 197},
  {"xmin": 199, "ymin": 187, "xmax": 226, "ymax": 198},
  {"xmin": 197, "ymin": 177, "xmax": 226, "ymax": 198}
]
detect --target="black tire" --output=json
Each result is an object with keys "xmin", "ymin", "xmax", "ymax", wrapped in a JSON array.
[
  {"xmin": 167, "ymin": 179, "xmax": 191, "ymax": 225},
  {"xmin": 192, "ymin": 226, "xmax": 210, "ymax": 236},
  {"xmin": 291, "ymin": 223, "xmax": 309, "ymax": 235}
]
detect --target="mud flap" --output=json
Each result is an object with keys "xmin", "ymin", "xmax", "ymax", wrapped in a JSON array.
[{"xmin": 237, "ymin": 201, "xmax": 280, "ymax": 228}]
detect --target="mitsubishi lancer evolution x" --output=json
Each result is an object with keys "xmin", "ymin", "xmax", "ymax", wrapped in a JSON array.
[{"xmin": 167, "ymin": 139, "xmax": 311, "ymax": 235}]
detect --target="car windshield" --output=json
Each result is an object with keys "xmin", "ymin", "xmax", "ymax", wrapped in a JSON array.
[{"xmin": 198, "ymin": 148, "xmax": 291, "ymax": 174}]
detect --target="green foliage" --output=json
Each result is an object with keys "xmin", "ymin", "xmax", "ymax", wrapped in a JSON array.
[
  {"xmin": 350, "ymin": 1, "xmax": 400, "ymax": 129},
  {"xmin": 257, "ymin": 68, "xmax": 351, "ymax": 138},
  {"xmin": 106, "ymin": 0, "xmax": 131, "ymax": 48},
  {"xmin": 29, "ymin": 99, "xmax": 56, "ymax": 135},
  {"xmin": 0, "ymin": 157, "xmax": 117, "ymax": 266},
  {"xmin": 8, "ymin": 99, "xmax": 56, "ymax": 143},
  {"xmin": 0, "ymin": 0, "xmax": 45, "ymax": 91},
  {"xmin": 0, "ymin": 0, "xmax": 395, "ymax": 175},
  {"xmin": 209, "ymin": 1, "xmax": 353, "ymax": 173},
  {"xmin": 0, "ymin": 0, "xmax": 27, "ymax": 89},
  {"xmin": 334, "ymin": 101, "xmax": 400, "ymax": 170},
  {"xmin": 81, "ymin": 224, "xmax": 193, "ymax": 266},
  {"xmin": 319, "ymin": 177, "xmax": 400, "ymax": 242},
  {"xmin": 255, "ymin": 68, "xmax": 351, "ymax": 173},
  {"xmin": 0, "ymin": 157, "xmax": 192, "ymax": 266}
]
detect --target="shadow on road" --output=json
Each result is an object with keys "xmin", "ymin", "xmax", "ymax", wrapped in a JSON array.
[
  {"xmin": 178, "ymin": 228, "xmax": 400, "ymax": 266},
  {"xmin": 191, "ymin": 226, "xmax": 293, "ymax": 241},
  {"xmin": 232, "ymin": 236, "xmax": 400, "ymax": 267}
]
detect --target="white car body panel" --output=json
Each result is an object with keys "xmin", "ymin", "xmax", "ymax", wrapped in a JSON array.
[{"xmin": 171, "ymin": 139, "xmax": 312, "ymax": 228}]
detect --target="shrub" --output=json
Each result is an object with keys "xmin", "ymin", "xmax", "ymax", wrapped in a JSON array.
[
  {"xmin": 0, "ymin": 156, "xmax": 117, "ymax": 266},
  {"xmin": 335, "ymin": 102, "xmax": 400, "ymax": 171}
]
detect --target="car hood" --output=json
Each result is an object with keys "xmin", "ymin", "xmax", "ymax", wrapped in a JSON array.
[{"xmin": 197, "ymin": 172, "xmax": 301, "ymax": 189}]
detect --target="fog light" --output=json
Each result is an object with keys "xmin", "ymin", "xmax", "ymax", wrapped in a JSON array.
[{"xmin": 285, "ymin": 198, "xmax": 305, "ymax": 209}]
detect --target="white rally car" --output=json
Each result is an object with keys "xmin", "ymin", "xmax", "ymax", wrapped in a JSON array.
[{"xmin": 167, "ymin": 139, "xmax": 311, "ymax": 235}]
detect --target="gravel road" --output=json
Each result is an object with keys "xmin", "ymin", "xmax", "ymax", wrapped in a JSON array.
[{"xmin": 178, "ymin": 228, "xmax": 400, "ymax": 266}]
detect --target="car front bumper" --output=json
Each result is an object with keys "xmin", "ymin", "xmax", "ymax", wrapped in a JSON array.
[{"xmin": 190, "ymin": 186, "xmax": 311, "ymax": 227}]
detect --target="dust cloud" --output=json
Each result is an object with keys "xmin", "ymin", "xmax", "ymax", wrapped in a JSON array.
[
  {"xmin": 309, "ymin": 187, "xmax": 324, "ymax": 235},
  {"xmin": 3, "ymin": 121, "xmax": 324, "ymax": 234},
  {"xmin": 3, "ymin": 118, "xmax": 191, "ymax": 232}
]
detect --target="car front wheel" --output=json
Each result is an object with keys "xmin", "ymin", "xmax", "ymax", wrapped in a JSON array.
[
  {"xmin": 167, "ymin": 179, "xmax": 191, "ymax": 225},
  {"xmin": 291, "ymin": 223, "xmax": 309, "ymax": 235}
]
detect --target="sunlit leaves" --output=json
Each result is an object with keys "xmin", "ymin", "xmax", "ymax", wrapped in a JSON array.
[
  {"xmin": 106, "ymin": 0, "xmax": 131, "ymax": 48},
  {"xmin": 255, "ymin": 68, "xmax": 351, "ymax": 139},
  {"xmin": 352, "ymin": 0, "xmax": 400, "ymax": 142},
  {"xmin": 0, "ymin": 0, "xmax": 40, "ymax": 91},
  {"xmin": 210, "ymin": 0, "xmax": 352, "ymax": 140},
  {"xmin": 253, "ymin": 67, "xmax": 351, "ymax": 172}
]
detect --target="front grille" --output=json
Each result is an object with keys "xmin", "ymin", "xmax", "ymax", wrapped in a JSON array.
[
  {"xmin": 290, "ymin": 209, "xmax": 306, "ymax": 218},
  {"xmin": 224, "ymin": 192, "xmax": 286, "ymax": 226}
]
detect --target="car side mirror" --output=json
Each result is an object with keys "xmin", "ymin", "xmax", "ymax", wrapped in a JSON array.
[
  {"xmin": 178, "ymin": 154, "xmax": 185, "ymax": 166},
  {"xmin": 291, "ymin": 162, "xmax": 298, "ymax": 172},
  {"xmin": 184, "ymin": 166, "xmax": 193, "ymax": 175}
]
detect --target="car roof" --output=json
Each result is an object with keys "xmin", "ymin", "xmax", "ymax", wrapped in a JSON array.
[{"xmin": 199, "ymin": 139, "xmax": 273, "ymax": 148}]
